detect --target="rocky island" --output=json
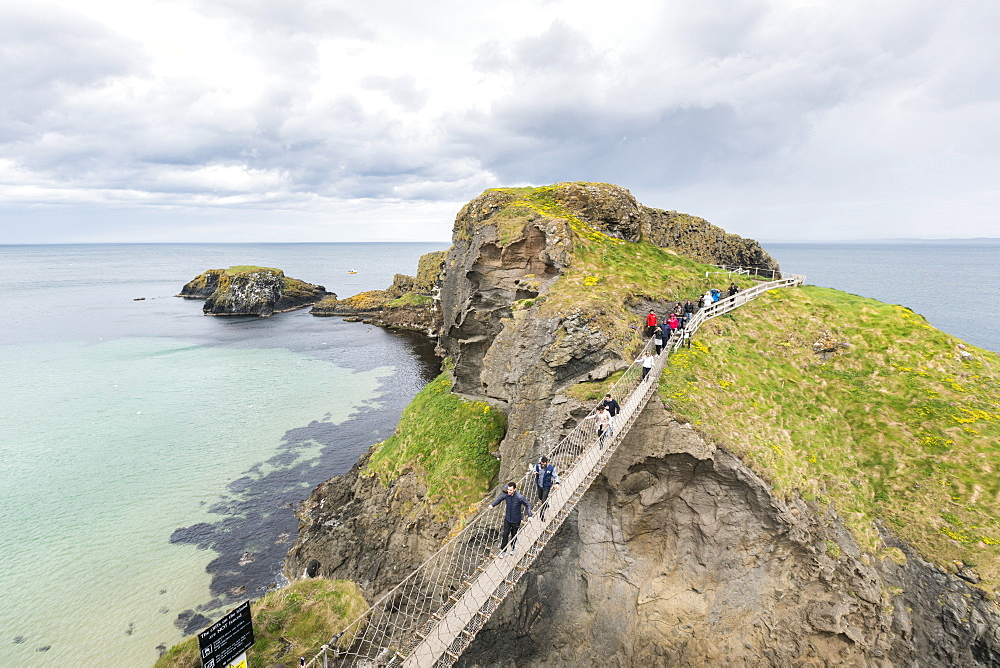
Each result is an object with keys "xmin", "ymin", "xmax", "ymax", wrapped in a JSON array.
[
  {"xmin": 178, "ymin": 265, "xmax": 328, "ymax": 316},
  {"xmin": 310, "ymin": 250, "xmax": 445, "ymax": 335},
  {"xmin": 159, "ymin": 182, "xmax": 1000, "ymax": 667}
]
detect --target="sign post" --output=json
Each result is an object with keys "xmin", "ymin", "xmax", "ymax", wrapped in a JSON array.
[{"xmin": 198, "ymin": 601, "xmax": 254, "ymax": 668}]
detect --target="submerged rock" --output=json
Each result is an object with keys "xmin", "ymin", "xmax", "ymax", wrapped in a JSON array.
[{"xmin": 179, "ymin": 266, "xmax": 329, "ymax": 317}]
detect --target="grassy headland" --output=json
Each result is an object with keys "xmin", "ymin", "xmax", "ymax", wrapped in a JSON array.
[
  {"xmin": 658, "ymin": 284, "xmax": 1000, "ymax": 589},
  {"xmin": 482, "ymin": 184, "xmax": 760, "ymax": 359}
]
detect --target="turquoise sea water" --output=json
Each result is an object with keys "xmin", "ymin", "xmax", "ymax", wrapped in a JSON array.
[{"xmin": 0, "ymin": 243, "xmax": 445, "ymax": 666}]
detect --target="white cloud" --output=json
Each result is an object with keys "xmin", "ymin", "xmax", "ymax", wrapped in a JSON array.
[{"xmin": 1, "ymin": 0, "xmax": 998, "ymax": 241}]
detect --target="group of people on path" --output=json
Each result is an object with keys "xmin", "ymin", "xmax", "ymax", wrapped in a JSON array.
[
  {"xmin": 641, "ymin": 282, "xmax": 741, "ymax": 375},
  {"xmin": 490, "ymin": 283, "xmax": 743, "ymax": 559}
]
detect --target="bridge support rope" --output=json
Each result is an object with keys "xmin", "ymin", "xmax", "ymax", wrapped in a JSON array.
[{"xmin": 305, "ymin": 271, "xmax": 804, "ymax": 668}]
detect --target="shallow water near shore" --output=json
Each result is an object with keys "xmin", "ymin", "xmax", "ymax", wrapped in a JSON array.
[{"xmin": 0, "ymin": 243, "xmax": 444, "ymax": 666}]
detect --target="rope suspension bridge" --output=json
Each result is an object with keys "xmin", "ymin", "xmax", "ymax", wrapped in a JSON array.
[{"xmin": 304, "ymin": 270, "xmax": 805, "ymax": 668}]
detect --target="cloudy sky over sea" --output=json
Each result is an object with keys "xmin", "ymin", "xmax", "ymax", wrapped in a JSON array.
[{"xmin": 3, "ymin": 0, "xmax": 999, "ymax": 243}]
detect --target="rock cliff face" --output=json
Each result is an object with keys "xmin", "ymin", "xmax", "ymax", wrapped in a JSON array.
[
  {"xmin": 179, "ymin": 266, "xmax": 328, "ymax": 316},
  {"xmin": 310, "ymin": 251, "xmax": 445, "ymax": 335},
  {"xmin": 284, "ymin": 450, "xmax": 455, "ymax": 598},
  {"xmin": 459, "ymin": 400, "xmax": 1000, "ymax": 667},
  {"xmin": 284, "ymin": 182, "xmax": 1000, "ymax": 666},
  {"xmin": 545, "ymin": 182, "xmax": 780, "ymax": 272},
  {"xmin": 438, "ymin": 183, "xmax": 779, "ymax": 483}
]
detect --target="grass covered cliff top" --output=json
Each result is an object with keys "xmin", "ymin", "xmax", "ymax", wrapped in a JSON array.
[
  {"xmin": 364, "ymin": 368, "xmax": 505, "ymax": 520},
  {"xmin": 224, "ymin": 265, "xmax": 282, "ymax": 274},
  {"xmin": 462, "ymin": 183, "xmax": 763, "ymax": 359},
  {"xmin": 658, "ymin": 284, "xmax": 1000, "ymax": 589}
]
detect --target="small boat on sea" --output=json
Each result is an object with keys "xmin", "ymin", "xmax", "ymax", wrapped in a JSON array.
[{"xmin": 347, "ymin": 269, "xmax": 358, "ymax": 274}]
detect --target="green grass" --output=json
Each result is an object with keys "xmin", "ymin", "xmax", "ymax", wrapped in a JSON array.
[
  {"xmin": 225, "ymin": 265, "xmax": 280, "ymax": 275},
  {"xmin": 543, "ymin": 225, "xmax": 753, "ymax": 359},
  {"xmin": 657, "ymin": 285, "xmax": 1000, "ymax": 589},
  {"xmin": 154, "ymin": 578, "xmax": 367, "ymax": 668},
  {"xmin": 365, "ymin": 369, "xmax": 506, "ymax": 520},
  {"xmin": 565, "ymin": 370, "xmax": 627, "ymax": 402},
  {"xmin": 388, "ymin": 292, "xmax": 434, "ymax": 308}
]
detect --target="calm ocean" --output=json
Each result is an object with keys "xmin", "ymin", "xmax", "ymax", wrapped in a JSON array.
[
  {"xmin": 0, "ymin": 243, "xmax": 445, "ymax": 667},
  {"xmin": 0, "ymin": 240, "xmax": 996, "ymax": 667}
]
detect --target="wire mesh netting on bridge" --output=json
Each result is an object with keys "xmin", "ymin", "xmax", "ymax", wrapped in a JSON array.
[{"xmin": 303, "ymin": 271, "xmax": 804, "ymax": 668}]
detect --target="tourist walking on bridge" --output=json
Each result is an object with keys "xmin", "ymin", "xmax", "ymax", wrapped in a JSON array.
[
  {"xmin": 491, "ymin": 482, "xmax": 532, "ymax": 557},
  {"xmin": 645, "ymin": 310, "xmax": 658, "ymax": 336},
  {"xmin": 584, "ymin": 404, "xmax": 613, "ymax": 446},
  {"xmin": 600, "ymin": 393, "xmax": 622, "ymax": 441},
  {"xmin": 533, "ymin": 456, "xmax": 560, "ymax": 521},
  {"xmin": 641, "ymin": 351, "xmax": 655, "ymax": 380},
  {"xmin": 599, "ymin": 393, "xmax": 621, "ymax": 419}
]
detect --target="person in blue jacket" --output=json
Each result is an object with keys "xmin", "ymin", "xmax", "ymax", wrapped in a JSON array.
[
  {"xmin": 491, "ymin": 482, "xmax": 532, "ymax": 558},
  {"xmin": 533, "ymin": 456, "xmax": 560, "ymax": 521}
]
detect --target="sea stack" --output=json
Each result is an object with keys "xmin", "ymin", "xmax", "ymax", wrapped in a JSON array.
[{"xmin": 179, "ymin": 266, "xmax": 330, "ymax": 317}]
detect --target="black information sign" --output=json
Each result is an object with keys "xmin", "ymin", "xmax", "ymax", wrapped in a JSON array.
[{"xmin": 198, "ymin": 601, "xmax": 254, "ymax": 668}]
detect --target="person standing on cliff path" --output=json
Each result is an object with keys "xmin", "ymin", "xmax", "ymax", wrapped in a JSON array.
[
  {"xmin": 491, "ymin": 482, "xmax": 532, "ymax": 558},
  {"xmin": 653, "ymin": 326, "xmax": 664, "ymax": 354},
  {"xmin": 683, "ymin": 299, "xmax": 695, "ymax": 324},
  {"xmin": 646, "ymin": 310, "xmax": 658, "ymax": 336},
  {"xmin": 533, "ymin": 456, "xmax": 560, "ymax": 522},
  {"xmin": 667, "ymin": 313, "xmax": 680, "ymax": 338}
]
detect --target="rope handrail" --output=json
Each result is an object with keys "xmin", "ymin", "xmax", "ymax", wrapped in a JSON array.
[{"xmin": 303, "ymin": 270, "xmax": 804, "ymax": 668}]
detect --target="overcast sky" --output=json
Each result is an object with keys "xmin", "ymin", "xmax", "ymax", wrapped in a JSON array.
[{"xmin": 2, "ymin": 0, "xmax": 998, "ymax": 243}]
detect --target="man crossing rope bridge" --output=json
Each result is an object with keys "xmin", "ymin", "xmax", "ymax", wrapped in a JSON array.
[{"xmin": 491, "ymin": 482, "xmax": 532, "ymax": 558}]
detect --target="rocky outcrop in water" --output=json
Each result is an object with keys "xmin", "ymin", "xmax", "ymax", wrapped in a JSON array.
[
  {"xmin": 179, "ymin": 266, "xmax": 328, "ymax": 317},
  {"xmin": 310, "ymin": 251, "xmax": 445, "ymax": 335}
]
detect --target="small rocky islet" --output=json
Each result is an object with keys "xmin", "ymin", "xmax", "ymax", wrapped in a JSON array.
[
  {"xmin": 159, "ymin": 182, "xmax": 1000, "ymax": 667},
  {"xmin": 178, "ymin": 265, "xmax": 329, "ymax": 317}
]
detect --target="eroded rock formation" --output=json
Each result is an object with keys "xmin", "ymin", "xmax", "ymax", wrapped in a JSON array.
[
  {"xmin": 311, "ymin": 251, "xmax": 445, "ymax": 335},
  {"xmin": 179, "ymin": 266, "xmax": 328, "ymax": 317}
]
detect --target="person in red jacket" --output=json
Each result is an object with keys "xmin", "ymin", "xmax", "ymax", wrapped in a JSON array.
[
  {"xmin": 646, "ymin": 310, "xmax": 658, "ymax": 336},
  {"xmin": 667, "ymin": 313, "xmax": 680, "ymax": 336}
]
